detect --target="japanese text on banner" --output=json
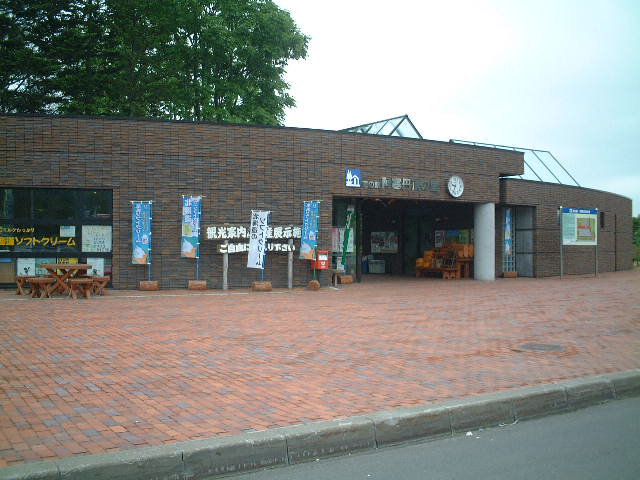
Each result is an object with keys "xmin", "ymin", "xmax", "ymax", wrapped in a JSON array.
[
  {"xmin": 247, "ymin": 210, "xmax": 270, "ymax": 269},
  {"xmin": 300, "ymin": 200, "xmax": 320, "ymax": 260},
  {"xmin": 181, "ymin": 196, "xmax": 202, "ymax": 258},
  {"xmin": 132, "ymin": 202, "xmax": 152, "ymax": 264}
]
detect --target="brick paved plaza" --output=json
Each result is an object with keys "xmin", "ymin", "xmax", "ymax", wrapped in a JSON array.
[{"xmin": 1, "ymin": 270, "xmax": 639, "ymax": 467}]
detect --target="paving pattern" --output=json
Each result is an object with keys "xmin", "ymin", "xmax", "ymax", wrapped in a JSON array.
[{"xmin": 1, "ymin": 270, "xmax": 639, "ymax": 467}]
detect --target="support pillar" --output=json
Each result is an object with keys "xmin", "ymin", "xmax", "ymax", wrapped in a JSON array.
[{"xmin": 474, "ymin": 202, "xmax": 495, "ymax": 280}]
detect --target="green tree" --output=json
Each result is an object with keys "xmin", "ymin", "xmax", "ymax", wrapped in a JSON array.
[{"xmin": 0, "ymin": 0, "xmax": 308, "ymax": 124}]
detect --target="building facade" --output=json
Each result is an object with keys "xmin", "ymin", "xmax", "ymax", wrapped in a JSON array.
[{"xmin": 0, "ymin": 115, "xmax": 633, "ymax": 288}]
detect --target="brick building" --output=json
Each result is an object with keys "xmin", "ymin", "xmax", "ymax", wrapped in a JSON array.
[{"xmin": 0, "ymin": 114, "xmax": 633, "ymax": 289}]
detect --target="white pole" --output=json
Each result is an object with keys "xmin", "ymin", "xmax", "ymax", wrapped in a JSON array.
[
  {"xmin": 223, "ymin": 241, "xmax": 229, "ymax": 290},
  {"xmin": 288, "ymin": 239, "xmax": 293, "ymax": 289}
]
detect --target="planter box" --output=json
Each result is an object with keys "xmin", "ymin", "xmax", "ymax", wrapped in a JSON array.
[
  {"xmin": 251, "ymin": 281, "xmax": 272, "ymax": 292},
  {"xmin": 188, "ymin": 280, "xmax": 207, "ymax": 290},
  {"xmin": 503, "ymin": 271, "xmax": 518, "ymax": 278},
  {"xmin": 139, "ymin": 280, "xmax": 160, "ymax": 291},
  {"xmin": 339, "ymin": 275, "xmax": 354, "ymax": 284}
]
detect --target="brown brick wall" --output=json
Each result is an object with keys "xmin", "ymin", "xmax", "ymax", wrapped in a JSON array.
[
  {"xmin": 500, "ymin": 179, "xmax": 633, "ymax": 276},
  {"xmin": 1, "ymin": 114, "xmax": 631, "ymax": 286}
]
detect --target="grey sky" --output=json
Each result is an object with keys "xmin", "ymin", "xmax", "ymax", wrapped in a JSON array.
[{"xmin": 275, "ymin": 0, "xmax": 639, "ymax": 216}]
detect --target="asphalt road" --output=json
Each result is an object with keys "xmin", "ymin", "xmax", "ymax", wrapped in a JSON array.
[{"xmin": 232, "ymin": 397, "xmax": 640, "ymax": 480}]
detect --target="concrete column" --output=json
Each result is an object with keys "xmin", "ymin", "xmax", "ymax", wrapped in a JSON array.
[{"xmin": 474, "ymin": 202, "xmax": 495, "ymax": 281}]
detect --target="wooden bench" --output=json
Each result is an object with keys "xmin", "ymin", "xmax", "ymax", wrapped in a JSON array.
[
  {"xmin": 415, "ymin": 266, "xmax": 459, "ymax": 279},
  {"xmin": 28, "ymin": 277, "xmax": 56, "ymax": 298},
  {"xmin": 92, "ymin": 276, "xmax": 110, "ymax": 296},
  {"xmin": 15, "ymin": 276, "xmax": 34, "ymax": 295},
  {"xmin": 329, "ymin": 269, "xmax": 345, "ymax": 287},
  {"xmin": 68, "ymin": 277, "xmax": 94, "ymax": 299}
]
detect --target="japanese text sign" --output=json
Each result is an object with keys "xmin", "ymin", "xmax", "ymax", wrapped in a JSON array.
[
  {"xmin": 181, "ymin": 195, "xmax": 202, "ymax": 258},
  {"xmin": 132, "ymin": 201, "xmax": 152, "ymax": 264},
  {"xmin": 300, "ymin": 200, "xmax": 320, "ymax": 260},
  {"xmin": 247, "ymin": 210, "xmax": 270, "ymax": 269}
]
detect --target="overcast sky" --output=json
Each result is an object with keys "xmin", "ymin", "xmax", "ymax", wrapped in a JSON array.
[{"xmin": 274, "ymin": 0, "xmax": 639, "ymax": 216}]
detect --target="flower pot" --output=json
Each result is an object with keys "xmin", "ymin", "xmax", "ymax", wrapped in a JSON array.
[
  {"xmin": 139, "ymin": 280, "xmax": 160, "ymax": 291},
  {"xmin": 251, "ymin": 281, "xmax": 272, "ymax": 292},
  {"xmin": 187, "ymin": 280, "xmax": 207, "ymax": 290}
]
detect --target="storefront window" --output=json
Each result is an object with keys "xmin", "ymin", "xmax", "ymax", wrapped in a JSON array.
[
  {"xmin": 33, "ymin": 189, "xmax": 75, "ymax": 220},
  {"xmin": 0, "ymin": 224, "xmax": 78, "ymax": 252},
  {"xmin": 81, "ymin": 190, "xmax": 112, "ymax": 219},
  {"xmin": 0, "ymin": 188, "xmax": 31, "ymax": 219},
  {"xmin": 0, "ymin": 188, "xmax": 113, "ymax": 285}
]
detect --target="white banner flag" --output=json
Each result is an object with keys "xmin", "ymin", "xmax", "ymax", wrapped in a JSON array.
[{"xmin": 247, "ymin": 210, "xmax": 270, "ymax": 269}]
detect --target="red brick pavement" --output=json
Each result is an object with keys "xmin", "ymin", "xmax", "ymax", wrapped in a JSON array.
[{"xmin": 1, "ymin": 270, "xmax": 639, "ymax": 467}]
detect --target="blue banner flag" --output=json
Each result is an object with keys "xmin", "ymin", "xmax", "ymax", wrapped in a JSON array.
[
  {"xmin": 132, "ymin": 201, "xmax": 152, "ymax": 264},
  {"xmin": 181, "ymin": 195, "xmax": 202, "ymax": 258},
  {"xmin": 300, "ymin": 201, "xmax": 320, "ymax": 260}
]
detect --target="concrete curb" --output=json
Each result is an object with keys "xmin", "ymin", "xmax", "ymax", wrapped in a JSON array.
[{"xmin": 2, "ymin": 369, "xmax": 639, "ymax": 480}]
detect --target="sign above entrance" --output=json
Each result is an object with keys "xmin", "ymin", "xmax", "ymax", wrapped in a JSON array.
[
  {"xmin": 345, "ymin": 169, "xmax": 439, "ymax": 192},
  {"xmin": 346, "ymin": 169, "xmax": 362, "ymax": 187}
]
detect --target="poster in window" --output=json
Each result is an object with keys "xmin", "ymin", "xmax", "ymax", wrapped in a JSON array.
[
  {"xmin": 331, "ymin": 227, "xmax": 354, "ymax": 253},
  {"xmin": 60, "ymin": 225, "xmax": 76, "ymax": 237},
  {"xmin": 82, "ymin": 225, "xmax": 112, "ymax": 252},
  {"xmin": 87, "ymin": 257, "xmax": 105, "ymax": 276},
  {"xmin": 371, "ymin": 232, "xmax": 398, "ymax": 254},
  {"xmin": 17, "ymin": 258, "xmax": 36, "ymax": 276},
  {"xmin": 35, "ymin": 258, "xmax": 56, "ymax": 275}
]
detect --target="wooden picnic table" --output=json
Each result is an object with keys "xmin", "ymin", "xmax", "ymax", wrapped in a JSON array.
[{"xmin": 40, "ymin": 264, "xmax": 92, "ymax": 295}]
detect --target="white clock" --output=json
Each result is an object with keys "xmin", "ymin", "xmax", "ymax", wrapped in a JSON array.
[{"xmin": 447, "ymin": 175, "xmax": 464, "ymax": 198}]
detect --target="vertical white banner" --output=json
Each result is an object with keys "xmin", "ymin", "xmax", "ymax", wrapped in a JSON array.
[{"xmin": 247, "ymin": 210, "xmax": 270, "ymax": 269}]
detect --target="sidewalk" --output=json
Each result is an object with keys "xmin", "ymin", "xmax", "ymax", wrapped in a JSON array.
[{"xmin": 1, "ymin": 270, "xmax": 639, "ymax": 468}]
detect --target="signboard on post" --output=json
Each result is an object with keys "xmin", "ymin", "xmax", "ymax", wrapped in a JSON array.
[
  {"xmin": 559, "ymin": 206, "xmax": 598, "ymax": 278},
  {"xmin": 247, "ymin": 210, "xmax": 270, "ymax": 269},
  {"xmin": 561, "ymin": 207, "xmax": 598, "ymax": 246},
  {"xmin": 181, "ymin": 195, "xmax": 202, "ymax": 258},
  {"xmin": 132, "ymin": 201, "xmax": 152, "ymax": 265},
  {"xmin": 300, "ymin": 200, "xmax": 320, "ymax": 260}
]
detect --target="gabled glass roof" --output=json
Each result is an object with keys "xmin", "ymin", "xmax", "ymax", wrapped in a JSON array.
[
  {"xmin": 450, "ymin": 139, "xmax": 580, "ymax": 186},
  {"xmin": 342, "ymin": 114, "xmax": 423, "ymax": 139}
]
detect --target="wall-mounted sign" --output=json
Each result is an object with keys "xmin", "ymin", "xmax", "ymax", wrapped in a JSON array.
[
  {"xmin": 206, "ymin": 223, "xmax": 301, "ymax": 254},
  {"xmin": 206, "ymin": 225, "xmax": 301, "ymax": 240},
  {"xmin": 218, "ymin": 242, "xmax": 296, "ymax": 254},
  {"xmin": 561, "ymin": 207, "xmax": 598, "ymax": 246},
  {"xmin": 346, "ymin": 169, "xmax": 362, "ymax": 187},
  {"xmin": 346, "ymin": 170, "xmax": 439, "ymax": 192}
]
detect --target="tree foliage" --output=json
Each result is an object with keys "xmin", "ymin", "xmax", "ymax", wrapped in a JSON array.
[{"xmin": 0, "ymin": 0, "xmax": 308, "ymax": 124}]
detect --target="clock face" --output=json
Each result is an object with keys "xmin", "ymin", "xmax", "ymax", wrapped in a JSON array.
[{"xmin": 447, "ymin": 175, "xmax": 464, "ymax": 198}]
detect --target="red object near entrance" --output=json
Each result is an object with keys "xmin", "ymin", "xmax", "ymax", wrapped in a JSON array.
[{"xmin": 313, "ymin": 250, "xmax": 330, "ymax": 270}]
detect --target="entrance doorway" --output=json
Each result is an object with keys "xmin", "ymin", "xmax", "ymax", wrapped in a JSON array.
[{"xmin": 332, "ymin": 197, "xmax": 474, "ymax": 278}]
